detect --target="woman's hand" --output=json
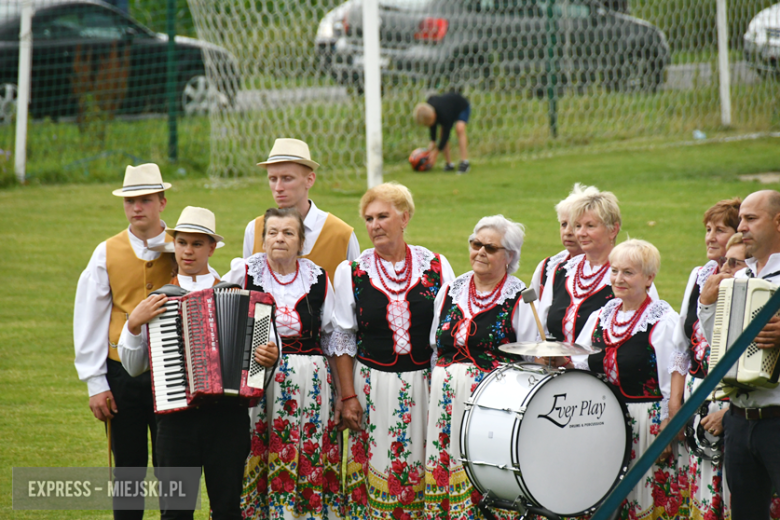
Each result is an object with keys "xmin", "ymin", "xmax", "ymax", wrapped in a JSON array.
[
  {"xmin": 657, "ymin": 418, "xmax": 676, "ymax": 462},
  {"xmin": 254, "ymin": 340, "xmax": 279, "ymax": 367},
  {"xmin": 127, "ymin": 294, "xmax": 168, "ymax": 335},
  {"xmin": 340, "ymin": 397, "xmax": 364, "ymax": 431},
  {"xmin": 700, "ymin": 407, "xmax": 728, "ymax": 436}
]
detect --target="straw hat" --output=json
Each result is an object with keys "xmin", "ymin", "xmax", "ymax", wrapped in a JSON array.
[
  {"xmin": 257, "ymin": 138, "xmax": 319, "ymax": 171},
  {"xmin": 162, "ymin": 206, "xmax": 225, "ymax": 250},
  {"xmin": 112, "ymin": 163, "xmax": 172, "ymax": 197}
]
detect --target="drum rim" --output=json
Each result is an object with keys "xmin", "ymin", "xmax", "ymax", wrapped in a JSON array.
[{"xmin": 512, "ymin": 368, "xmax": 633, "ymax": 516}]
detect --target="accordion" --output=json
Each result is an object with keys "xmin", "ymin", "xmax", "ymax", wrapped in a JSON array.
[
  {"xmin": 146, "ymin": 284, "xmax": 276, "ymax": 414},
  {"xmin": 710, "ymin": 278, "xmax": 780, "ymax": 391}
]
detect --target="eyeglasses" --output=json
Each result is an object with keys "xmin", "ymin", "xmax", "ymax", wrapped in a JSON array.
[
  {"xmin": 718, "ymin": 257, "xmax": 746, "ymax": 269},
  {"xmin": 469, "ymin": 239, "xmax": 506, "ymax": 255}
]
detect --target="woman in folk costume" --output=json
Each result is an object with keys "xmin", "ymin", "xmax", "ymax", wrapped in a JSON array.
[
  {"xmin": 669, "ymin": 198, "xmax": 742, "ymax": 520},
  {"xmin": 118, "ymin": 206, "xmax": 280, "ymax": 520},
  {"xmin": 536, "ymin": 188, "xmax": 659, "ymax": 347},
  {"xmin": 224, "ymin": 207, "xmax": 342, "ymax": 520},
  {"xmin": 529, "ymin": 183, "xmax": 586, "ymax": 302},
  {"xmin": 331, "ymin": 182, "xmax": 455, "ymax": 520},
  {"xmin": 571, "ymin": 239, "xmax": 685, "ymax": 520},
  {"xmin": 426, "ymin": 215, "xmax": 539, "ymax": 520}
]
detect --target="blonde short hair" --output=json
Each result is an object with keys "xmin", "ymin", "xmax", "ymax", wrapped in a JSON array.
[
  {"xmin": 570, "ymin": 188, "xmax": 621, "ymax": 231},
  {"xmin": 725, "ymin": 232, "xmax": 744, "ymax": 251},
  {"xmin": 359, "ymin": 182, "xmax": 415, "ymax": 219},
  {"xmin": 609, "ymin": 239, "xmax": 660, "ymax": 278},
  {"xmin": 555, "ymin": 183, "xmax": 600, "ymax": 222},
  {"xmin": 413, "ymin": 103, "xmax": 435, "ymax": 125}
]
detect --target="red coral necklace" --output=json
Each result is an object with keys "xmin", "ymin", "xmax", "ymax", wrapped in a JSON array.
[
  {"xmin": 468, "ymin": 272, "xmax": 507, "ymax": 315},
  {"xmin": 605, "ymin": 296, "xmax": 652, "ymax": 347},
  {"xmin": 375, "ymin": 245, "xmax": 412, "ymax": 295},
  {"xmin": 572, "ymin": 257, "xmax": 610, "ymax": 299},
  {"xmin": 267, "ymin": 258, "xmax": 299, "ymax": 286}
]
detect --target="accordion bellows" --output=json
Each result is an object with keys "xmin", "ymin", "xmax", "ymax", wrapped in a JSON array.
[
  {"xmin": 710, "ymin": 278, "xmax": 780, "ymax": 390},
  {"xmin": 147, "ymin": 285, "xmax": 275, "ymax": 414}
]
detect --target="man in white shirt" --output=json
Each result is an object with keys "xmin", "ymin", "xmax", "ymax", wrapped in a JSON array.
[
  {"xmin": 73, "ymin": 164, "xmax": 174, "ymax": 520},
  {"xmin": 242, "ymin": 138, "xmax": 359, "ymax": 280},
  {"xmin": 698, "ymin": 189, "xmax": 780, "ymax": 519}
]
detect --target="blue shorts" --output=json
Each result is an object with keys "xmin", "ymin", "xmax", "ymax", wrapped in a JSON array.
[{"xmin": 456, "ymin": 105, "xmax": 471, "ymax": 124}]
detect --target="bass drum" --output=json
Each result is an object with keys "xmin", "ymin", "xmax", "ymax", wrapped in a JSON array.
[{"xmin": 460, "ymin": 364, "xmax": 631, "ymax": 517}]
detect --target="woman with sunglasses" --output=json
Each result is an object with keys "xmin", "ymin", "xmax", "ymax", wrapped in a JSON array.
[
  {"xmin": 537, "ymin": 188, "xmax": 658, "ymax": 351},
  {"xmin": 669, "ymin": 198, "xmax": 741, "ymax": 520},
  {"xmin": 425, "ymin": 215, "xmax": 538, "ymax": 518},
  {"xmin": 224, "ymin": 207, "xmax": 342, "ymax": 520},
  {"xmin": 331, "ymin": 182, "xmax": 454, "ymax": 519}
]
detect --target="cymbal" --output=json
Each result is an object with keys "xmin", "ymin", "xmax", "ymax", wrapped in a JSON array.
[{"xmin": 499, "ymin": 340, "xmax": 602, "ymax": 357}]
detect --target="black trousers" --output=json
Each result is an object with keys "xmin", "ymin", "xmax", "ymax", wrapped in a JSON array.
[
  {"xmin": 723, "ymin": 408, "xmax": 780, "ymax": 519},
  {"xmin": 106, "ymin": 359, "xmax": 158, "ymax": 520},
  {"xmin": 156, "ymin": 404, "xmax": 250, "ymax": 520}
]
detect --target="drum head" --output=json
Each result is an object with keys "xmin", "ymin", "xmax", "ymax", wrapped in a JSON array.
[{"xmin": 513, "ymin": 370, "xmax": 630, "ymax": 516}]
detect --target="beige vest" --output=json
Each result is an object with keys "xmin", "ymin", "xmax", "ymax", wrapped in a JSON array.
[
  {"xmin": 105, "ymin": 229, "xmax": 174, "ymax": 362},
  {"xmin": 253, "ymin": 212, "xmax": 353, "ymax": 283}
]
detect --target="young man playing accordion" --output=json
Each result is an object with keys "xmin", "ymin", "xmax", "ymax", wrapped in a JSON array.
[{"xmin": 118, "ymin": 206, "xmax": 280, "ymax": 520}]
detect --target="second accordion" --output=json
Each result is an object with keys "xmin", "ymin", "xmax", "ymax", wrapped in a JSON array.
[
  {"xmin": 146, "ymin": 284, "xmax": 276, "ymax": 414},
  {"xmin": 710, "ymin": 277, "xmax": 780, "ymax": 391}
]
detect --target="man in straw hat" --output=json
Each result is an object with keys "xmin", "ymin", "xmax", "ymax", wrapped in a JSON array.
[
  {"xmin": 74, "ymin": 163, "xmax": 174, "ymax": 519},
  {"xmin": 242, "ymin": 138, "xmax": 359, "ymax": 282},
  {"xmin": 118, "ymin": 206, "xmax": 279, "ymax": 520}
]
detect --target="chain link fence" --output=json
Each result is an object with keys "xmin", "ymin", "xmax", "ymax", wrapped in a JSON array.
[{"xmin": 1, "ymin": 0, "xmax": 778, "ymax": 188}]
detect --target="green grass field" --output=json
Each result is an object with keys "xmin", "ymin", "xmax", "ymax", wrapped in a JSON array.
[{"xmin": 1, "ymin": 136, "xmax": 779, "ymax": 518}]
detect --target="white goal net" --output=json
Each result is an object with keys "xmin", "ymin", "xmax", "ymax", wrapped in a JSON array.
[{"xmin": 187, "ymin": 0, "xmax": 779, "ymax": 187}]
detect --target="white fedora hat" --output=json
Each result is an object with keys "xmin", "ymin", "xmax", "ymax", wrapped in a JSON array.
[
  {"xmin": 163, "ymin": 206, "xmax": 225, "ymax": 248},
  {"xmin": 257, "ymin": 138, "xmax": 319, "ymax": 171},
  {"xmin": 112, "ymin": 163, "xmax": 172, "ymax": 197}
]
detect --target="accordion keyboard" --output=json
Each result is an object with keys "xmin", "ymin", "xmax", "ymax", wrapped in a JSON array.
[{"xmin": 148, "ymin": 300, "xmax": 188, "ymax": 412}]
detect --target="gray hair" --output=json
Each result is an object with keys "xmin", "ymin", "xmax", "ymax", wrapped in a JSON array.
[
  {"xmin": 469, "ymin": 215, "xmax": 526, "ymax": 274},
  {"xmin": 555, "ymin": 183, "xmax": 600, "ymax": 222}
]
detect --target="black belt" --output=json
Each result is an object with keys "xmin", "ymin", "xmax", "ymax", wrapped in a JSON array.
[{"xmin": 731, "ymin": 404, "xmax": 780, "ymax": 420}]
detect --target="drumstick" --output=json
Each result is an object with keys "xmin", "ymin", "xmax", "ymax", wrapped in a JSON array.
[
  {"xmin": 521, "ymin": 288, "xmax": 547, "ymax": 341},
  {"xmin": 107, "ymin": 397, "xmax": 113, "ymax": 480}
]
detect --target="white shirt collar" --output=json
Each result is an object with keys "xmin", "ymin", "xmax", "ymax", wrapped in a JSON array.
[
  {"xmin": 177, "ymin": 272, "xmax": 216, "ymax": 292},
  {"xmin": 745, "ymin": 252, "xmax": 780, "ymax": 279},
  {"xmin": 127, "ymin": 221, "xmax": 167, "ymax": 250},
  {"xmin": 303, "ymin": 200, "xmax": 325, "ymax": 233}
]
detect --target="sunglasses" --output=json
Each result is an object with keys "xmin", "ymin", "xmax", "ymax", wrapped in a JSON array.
[
  {"xmin": 718, "ymin": 257, "xmax": 746, "ymax": 269},
  {"xmin": 469, "ymin": 239, "xmax": 506, "ymax": 255}
]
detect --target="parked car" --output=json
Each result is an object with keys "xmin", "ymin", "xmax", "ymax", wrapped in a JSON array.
[
  {"xmin": 328, "ymin": 0, "xmax": 670, "ymax": 93},
  {"xmin": 315, "ymin": 0, "xmax": 358, "ymax": 74},
  {"xmin": 0, "ymin": 0, "xmax": 238, "ymax": 123},
  {"xmin": 744, "ymin": 2, "xmax": 780, "ymax": 76}
]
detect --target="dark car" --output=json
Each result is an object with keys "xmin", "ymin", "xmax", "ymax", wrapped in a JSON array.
[
  {"xmin": 0, "ymin": 0, "xmax": 238, "ymax": 123},
  {"xmin": 330, "ymin": 0, "xmax": 670, "ymax": 93}
]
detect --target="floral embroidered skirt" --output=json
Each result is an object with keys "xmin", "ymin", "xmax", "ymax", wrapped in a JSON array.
[
  {"xmin": 344, "ymin": 360, "xmax": 430, "ymax": 520},
  {"xmin": 241, "ymin": 354, "xmax": 342, "ymax": 520},
  {"xmin": 673, "ymin": 376, "xmax": 731, "ymax": 520},
  {"xmin": 618, "ymin": 401, "xmax": 681, "ymax": 520},
  {"xmin": 425, "ymin": 363, "xmax": 520, "ymax": 520}
]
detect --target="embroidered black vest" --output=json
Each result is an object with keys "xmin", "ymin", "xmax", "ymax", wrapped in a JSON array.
[
  {"xmin": 547, "ymin": 267, "xmax": 613, "ymax": 343},
  {"xmin": 245, "ymin": 268, "xmax": 327, "ymax": 356},
  {"xmin": 435, "ymin": 286, "xmax": 520, "ymax": 372},
  {"xmin": 684, "ymin": 277, "xmax": 709, "ymax": 378},
  {"xmin": 352, "ymin": 254, "xmax": 444, "ymax": 373},
  {"xmin": 588, "ymin": 322, "xmax": 662, "ymax": 402}
]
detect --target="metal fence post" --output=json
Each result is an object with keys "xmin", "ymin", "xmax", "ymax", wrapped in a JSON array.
[
  {"xmin": 363, "ymin": 0, "xmax": 383, "ymax": 189},
  {"xmin": 545, "ymin": 0, "xmax": 559, "ymax": 139},
  {"xmin": 167, "ymin": 0, "xmax": 178, "ymax": 162},
  {"xmin": 14, "ymin": 0, "xmax": 33, "ymax": 184},
  {"xmin": 716, "ymin": 0, "xmax": 731, "ymax": 127}
]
